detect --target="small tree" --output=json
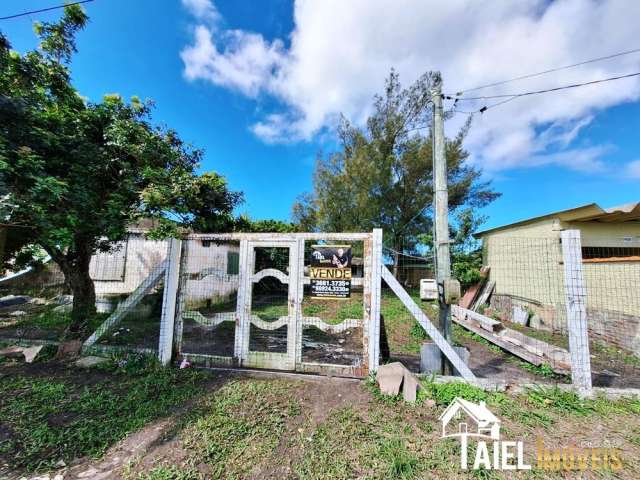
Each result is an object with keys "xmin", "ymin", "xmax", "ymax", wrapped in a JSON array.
[
  {"xmin": 0, "ymin": 6, "xmax": 242, "ymax": 337},
  {"xmin": 292, "ymin": 70, "xmax": 499, "ymax": 274}
]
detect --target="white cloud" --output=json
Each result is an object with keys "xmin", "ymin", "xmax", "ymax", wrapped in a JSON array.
[
  {"xmin": 181, "ymin": 26, "xmax": 286, "ymax": 97},
  {"xmin": 180, "ymin": 0, "xmax": 640, "ymax": 172},
  {"xmin": 626, "ymin": 160, "xmax": 640, "ymax": 178},
  {"xmin": 181, "ymin": 0, "xmax": 220, "ymax": 25}
]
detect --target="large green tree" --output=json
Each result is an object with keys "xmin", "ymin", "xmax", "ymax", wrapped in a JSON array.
[
  {"xmin": 292, "ymin": 71, "xmax": 499, "ymax": 274},
  {"xmin": 0, "ymin": 6, "xmax": 241, "ymax": 337}
]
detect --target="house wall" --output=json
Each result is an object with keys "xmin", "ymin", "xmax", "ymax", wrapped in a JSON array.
[
  {"xmin": 569, "ymin": 221, "xmax": 640, "ymax": 353},
  {"xmin": 482, "ymin": 219, "xmax": 640, "ymax": 354},
  {"xmin": 94, "ymin": 235, "xmax": 168, "ymax": 296},
  {"xmin": 181, "ymin": 240, "xmax": 240, "ymax": 308},
  {"xmin": 482, "ymin": 219, "xmax": 564, "ymax": 325},
  {"xmin": 94, "ymin": 237, "xmax": 241, "ymax": 307}
]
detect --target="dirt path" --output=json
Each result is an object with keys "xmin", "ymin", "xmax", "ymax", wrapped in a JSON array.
[{"xmin": 26, "ymin": 372, "xmax": 369, "ymax": 480}]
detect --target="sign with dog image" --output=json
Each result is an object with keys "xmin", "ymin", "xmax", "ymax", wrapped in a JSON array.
[{"xmin": 310, "ymin": 245, "xmax": 352, "ymax": 298}]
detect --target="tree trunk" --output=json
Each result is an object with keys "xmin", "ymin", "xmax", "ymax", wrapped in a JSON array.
[
  {"xmin": 67, "ymin": 266, "xmax": 96, "ymax": 337},
  {"xmin": 54, "ymin": 242, "xmax": 97, "ymax": 339},
  {"xmin": 392, "ymin": 250, "xmax": 399, "ymax": 279}
]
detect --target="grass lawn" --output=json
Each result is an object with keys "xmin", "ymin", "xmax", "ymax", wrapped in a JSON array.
[{"xmin": 2, "ymin": 357, "xmax": 640, "ymax": 479}]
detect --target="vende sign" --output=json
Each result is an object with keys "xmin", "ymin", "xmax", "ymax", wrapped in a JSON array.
[{"xmin": 310, "ymin": 245, "xmax": 352, "ymax": 299}]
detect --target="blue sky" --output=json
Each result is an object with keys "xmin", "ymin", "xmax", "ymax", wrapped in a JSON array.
[{"xmin": 1, "ymin": 0, "xmax": 639, "ymax": 231}]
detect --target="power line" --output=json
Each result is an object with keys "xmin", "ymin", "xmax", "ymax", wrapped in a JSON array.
[
  {"xmin": 452, "ymin": 47, "xmax": 640, "ymax": 95},
  {"xmin": 0, "ymin": 0, "xmax": 94, "ymax": 21},
  {"xmin": 450, "ymin": 71, "xmax": 640, "ymax": 102},
  {"xmin": 449, "ymin": 95, "xmax": 520, "ymax": 116}
]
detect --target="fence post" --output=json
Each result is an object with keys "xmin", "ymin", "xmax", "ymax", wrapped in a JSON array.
[
  {"xmin": 560, "ymin": 230, "xmax": 592, "ymax": 396},
  {"xmin": 368, "ymin": 228, "xmax": 383, "ymax": 373},
  {"xmin": 158, "ymin": 238, "xmax": 182, "ymax": 366}
]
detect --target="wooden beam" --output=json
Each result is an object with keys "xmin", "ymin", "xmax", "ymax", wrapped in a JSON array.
[
  {"xmin": 159, "ymin": 238, "xmax": 182, "ymax": 366},
  {"xmin": 452, "ymin": 306, "xmax": 571, "ymax": 374},
  {"xmin": 83, "ymin": 259, "xmax": 168, "ymax": 348},
  {"xmin": 561, "ymin": 230, "xmax": 593, "ymax": 396},
  {"xmin": 381, "ymin": 266, "xmax": 476, "ymax": 381}
]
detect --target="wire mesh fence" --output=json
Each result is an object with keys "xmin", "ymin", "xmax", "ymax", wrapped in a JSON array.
[
  {"xmin": 299, "ymin": 239, "xmax": 365, "ymax": 367},
  {"xmin": 3, "ymin": 227, "xmax": 637, "ymax": 390},
  {"xmin": 579, "ymin": 239, "xmax": 640, "ymax": 388},
  {"xmin": 177, "ymin": 238, "xmax": 240, "ymax": 359},
  {"xmin": 381, "ymin": 238, "xmax": 584, "ymax": 383},
  {"xmin": 0, "ymin": 234, "xmax": 168, "ymax": 354},
  {"xmin": 0, "ymin": 261, "xmax": 67, "ymax": 342}
]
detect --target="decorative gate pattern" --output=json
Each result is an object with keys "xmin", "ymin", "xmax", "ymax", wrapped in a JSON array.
[{"xmin": 175, "ymin": 232, "xmax": 383, "ymax": 377}]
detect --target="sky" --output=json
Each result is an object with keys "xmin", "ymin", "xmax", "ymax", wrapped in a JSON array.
[{"xmin": 1, "ymin": 0, "xmax": 639, "ymax": 231}]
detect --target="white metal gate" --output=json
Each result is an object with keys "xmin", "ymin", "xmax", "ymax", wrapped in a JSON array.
[{"xmin": 175, "ymin": 231, "xmax": 382, "ymax": 377}]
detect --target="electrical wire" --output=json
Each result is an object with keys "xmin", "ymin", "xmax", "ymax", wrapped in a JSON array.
[
  {"xmin": 450, "ymin": 71, "xmax": 640, "ymax": 101},
  {"xmin": 0, "ymin": 0, "xmax": 94, "ymax": 21},
  {"xmin": 451, "ymin": 47, "xmax": 640, "ymax": 95}
]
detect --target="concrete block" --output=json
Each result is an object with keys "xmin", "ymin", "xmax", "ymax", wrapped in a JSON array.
[
  {"xmin": 512, "ymin": 306, "xmax": 529, "ymax": 325},
  {"xmin": 75, "ymin": 356, "xmax": 109, "ymax": 368},
  {"xmin": 420, "ymin": 343, "xmax": 470, "ymax": 377}
]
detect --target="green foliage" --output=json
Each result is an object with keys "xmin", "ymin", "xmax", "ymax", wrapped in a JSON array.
[
  {"xmin": 450, "ymin": 208, "xmax": 485, "ymax": 289},
  {"xmin": 181, "ymin": 380, "xmax": 301, "ymax": 478},
  {"xmin": 292, "ymin": 70, "xmax": 499, "ymax": 259},
  {"xmin": 0, "ymin": 6, "xmax": 241, "ymax": 333},
  {"xmin": 295, "ymin": 407, "xmax": 374, "ymax": 479},
  {"xmin": 131, "ymin": 465, "xmax": 202, "ymax": 480},
  {"xmin": 378, "ymin": 437, "xmax": 419, "ymax": 479},
  {"xmin": 233, "ymin": 215, "xmax": 298, "ymax": 233},
  {"xmin": 513, "ymin": 360, "xmax": 563, "ymax": 379},
  {"xmin": 0, "ymin": 366, "xmax": 205, "ymax": 472},
  {"xmin": 419, "ymin": 379, "xmax": 489, "ymax": 406},
  {"xmin": 409, "ymin": 320, "xmax": 428, "ymax": 341},
  {"xmin": 525, "ymin": 386, "xmax": 595, "ymax": 414}
]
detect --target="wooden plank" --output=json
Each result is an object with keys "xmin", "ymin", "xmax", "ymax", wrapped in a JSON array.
[
  {"xmin": 302, "ymin": 317, "xmax": 361, "ymax": 333},
  {"xmin": 185, "ymin": 232, "xmax": 372, "ymax": 241},
  {"xmin": 472, "ymin": 280, "xmax": 495, "ymax": 311},
  {"xmin": 452, "ymin": 308, "xmax": 572, "ymax": 374},
  {"xmin": 234, "ymin": 239, "xmax": 251, "ymax": 361},
  {"xmin": 362, "ymin": 237, "xmax": 372, "ymax": 374},
  {"xmin": 561, "ymin": 230, "xmax": 593, "ymax": 395},
  {"xmin": 83, "ymin": 259, "xmax": 168, "ymax": 347},
  {"xmin": 460, "ymin": 266, "xmax": 489, "ymax": 309},
  {"xmin": 252, "ymin": 268, "xmax": 288, "ymax": 284},
  {"xmin": 158, "ymin": 238, "xmax": 182, "ymax": 365},
  {"xmin": 381, "ymin": 266, "xmax": 476, "ymax": 381},
  {"xmin": 453, "ymin": 306, "xmax": 503, "ymax": 333},
  {"xmin": 294, "ymin": 238, "xmax": 305, "ymax": 366}
]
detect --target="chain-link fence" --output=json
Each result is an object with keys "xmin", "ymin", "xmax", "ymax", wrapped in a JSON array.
[
  {"xmin": 380, "ymin": 231, "xmax": 640, "ymax": 390},
  {"xmin": 0, "ymin": 234, "xmax": 168, "ymax": 354}
]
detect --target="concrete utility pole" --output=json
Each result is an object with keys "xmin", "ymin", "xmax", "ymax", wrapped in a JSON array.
[{"xmin": 431, "ymin": 78, "xmax": 453, "ymax": 374}]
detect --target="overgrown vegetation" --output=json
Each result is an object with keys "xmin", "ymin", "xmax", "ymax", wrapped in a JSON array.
[
  {"xmin": 2, "ymin": 360, "xmax": 640, "ymax": 479},
  {"xmin": 0, "ymin": 357, "xmax": 205, "ymax": 473}
]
